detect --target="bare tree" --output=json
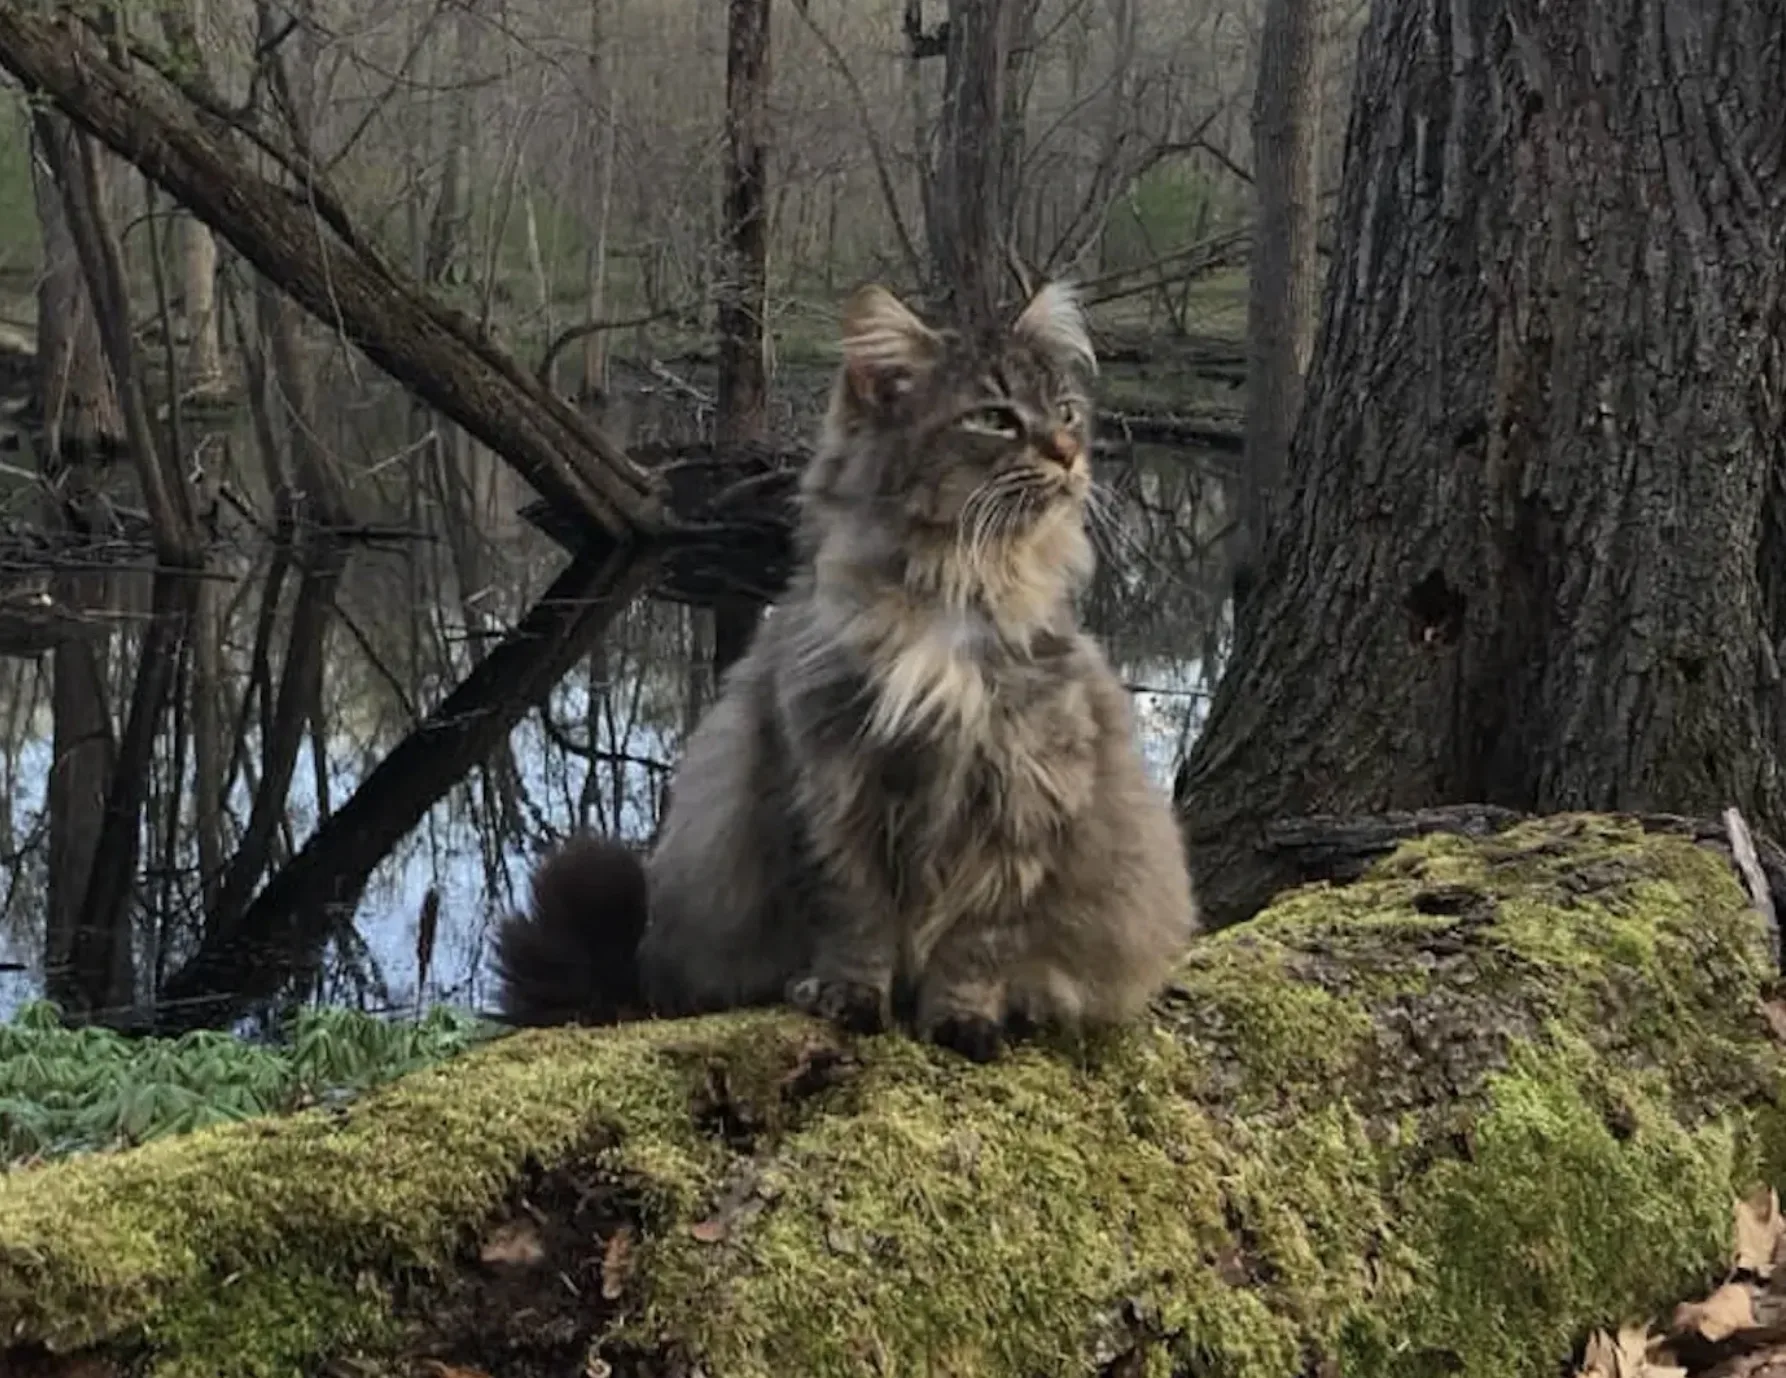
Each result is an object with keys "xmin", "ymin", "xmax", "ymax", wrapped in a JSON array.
[
  {"xmin": 926, "ymin": 0, "xmax": 1036, "ymax": 325},
  {"xmin": 1232, "ymin": 0, "xmax": 1323, "ymax": 605},
  {"xmin": 711, "ymin": 0, "xmax": 773, "ymax": 676},
  {"xmin": 27, "ymin": 113, "xmax": 122, "ymax": 467}
]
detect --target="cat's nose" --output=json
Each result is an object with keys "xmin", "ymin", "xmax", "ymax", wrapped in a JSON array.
[{"xmin": 1037, "ymin": 427, "xmax": 1078, "ymax": 467}]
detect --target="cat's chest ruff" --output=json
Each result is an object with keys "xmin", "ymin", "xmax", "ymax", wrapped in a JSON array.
[
  {"xmin": 859, "ymin": 610, "xmax": 1095, "ymax": 823},
  {"xmin": 861, "ymin": 605, "xmax": 1002, "ymax": 743}
]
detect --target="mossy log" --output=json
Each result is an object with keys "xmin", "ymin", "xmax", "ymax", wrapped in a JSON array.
[{"xmin": 5, "ymin": 814, "xmax": 1786, "ymax": 1378}]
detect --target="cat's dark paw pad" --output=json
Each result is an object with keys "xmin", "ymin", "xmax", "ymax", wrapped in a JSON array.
[
  {"xmin": 788, "ymin": 977, "xmax": 888, "ymax": 1035},
  {"xmin": 1003, "ymin": 1007, "xmax": 1040, "ymax": 1042},
  {"xmin": 929, "ymin": 1015, "xmax": 1004, "ymax": 1064}
]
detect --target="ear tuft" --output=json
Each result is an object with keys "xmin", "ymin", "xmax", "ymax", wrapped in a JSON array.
[
  {"xmin": 1012, "ymin": 280, "xmax": 1097, "ymax": 375},
  {"xmin": 839, "ymin": 284, "xmax": 940, "ymax": 408}
]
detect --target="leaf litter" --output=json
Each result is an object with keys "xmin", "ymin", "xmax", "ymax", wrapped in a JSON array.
[{"xmin": 1574, "ymin": 1188, "xmax": 1786, "ymax": 1378}]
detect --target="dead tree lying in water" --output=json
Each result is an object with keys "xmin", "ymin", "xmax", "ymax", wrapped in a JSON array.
[
  {"xmin": 150, "ymin": 543, "xmax": 662, "ymax": 1034},
  {"xmin": 3, "ymin": 811, "xmax": 1783, "ymax": 1378}
]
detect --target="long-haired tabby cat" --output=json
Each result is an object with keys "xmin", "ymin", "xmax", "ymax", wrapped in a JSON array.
[{"xmin": 496, "ymin": 282, "xmax": 1199, "ymax": 1061}]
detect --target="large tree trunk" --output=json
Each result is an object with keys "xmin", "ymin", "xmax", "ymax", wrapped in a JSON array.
[
  {"xmin": 1231, "ymin": 0, "xmax": 1323, "ymax": 603},
  {"xmin": 0, "ymin": 0, "xmax": 663, "ymax": 543},
  {"xmin": 3, "ymin": 813, "xmax": 1781, "ymax": 1378},
  {"xmin": 1176, "ymin": 0, "xmax": 1786, "ymax": 927}
]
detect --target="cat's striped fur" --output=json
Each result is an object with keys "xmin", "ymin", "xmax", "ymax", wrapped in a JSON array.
[{"xmin": 496, "ymin": 283, "xmax": 1199, "ymax": 1060}]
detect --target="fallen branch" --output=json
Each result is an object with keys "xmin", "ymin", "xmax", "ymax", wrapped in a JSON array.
[
  {"xmin": 1097, "ymin": 408, "xmax": 1245, "ymax": 453},
  {"xmin": 0, "ymin": 2, "xmax": 663, "ymax": 542},
  {"xmin": 3, "ymin": 812, "xmax": 1783, "ymax": 1378},
  {"xmin": 150, "ymin": 541, "xmax": 662, "ymax": 1032}
]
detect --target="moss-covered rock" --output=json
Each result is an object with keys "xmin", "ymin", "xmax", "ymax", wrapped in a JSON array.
[{"xmin": 3, "ymin": 813, "xmax": 1783, "ymax": 1378}]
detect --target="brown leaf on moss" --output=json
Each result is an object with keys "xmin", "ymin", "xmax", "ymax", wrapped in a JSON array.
[
  {"xmin": 1674, "ymin": 1282, "xmax": 1760, "ymax": 1342},
  {"xmin": 1757, "ymin": 999, "xmax": 1786, "ymax": 1044},
  {"xmin": 1575, "ymin": 1324, "xmax": 1686, "ymax": 1378},
  {"xmin": 600, "ymin": 1226, "xmax": 635, "ymax": 1300},
  {"xmin": 687, "ymin": 1165, "xmax": 769, "ymax": 1244},
  {"xmin": 418, "ymin": 1362, "xmax": 493, "ymax": 1378},
  {"xmin": 1736, "ymin": 1188, "xmax": 1786, "ymax": 1278},
  {"xmin": 477, "ymin": 1218, "xmax": 546, "ymax": 1268}
]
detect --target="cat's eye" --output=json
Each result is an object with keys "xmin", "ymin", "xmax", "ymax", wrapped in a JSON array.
[
  {"xmin": 1056, "ymin": 399, "xmax": 1083, "ymax": 428},
  {"xmin": 960, "ymin": 404, "xmax": 1024, "ymax": 439}
]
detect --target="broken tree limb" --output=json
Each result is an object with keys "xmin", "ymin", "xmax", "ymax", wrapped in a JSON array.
[
  {"xmin": 0, "ymin": 3, "xmax": 663, "ymax": 542},
  {"xmin": 1184, "ymin": 800, "xmax": 1786, "ymax": 931},
  {"xmin": 150, "ymin": 541, "xmax": 662, "ymax": 1033},
  {"xmin": 3, "ymin": 812, "xmax": 1784, "ymax": 1378}
]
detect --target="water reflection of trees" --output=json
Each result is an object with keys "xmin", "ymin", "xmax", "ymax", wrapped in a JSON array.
[{"xmin": 0, "ymin": 355, "xmax": 1230, "ymax": 1028}]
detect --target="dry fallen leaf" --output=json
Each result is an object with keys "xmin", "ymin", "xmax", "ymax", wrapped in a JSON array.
[
  {"xmin": 478, "ymin": 1218, "xmax": 546, "ymax": 1268},
  {"xmin": 1759, "ymin": 999, "xmax": 1786, "ymax": 1045},
  {"xmin": 689, "ymin": 1217, "xmax": 729, "ymax": 1243},
  {"xmin": 601, "ymin": 1225, "xmax": 636, "ymax": 1300},
  {"xmin": 1674, "ymin": 1281, "xmax": 1760, "ymax": 1342},
  {"xmin": 1574, "ymin": 1324, "xmax": 1686, "ymax": 1378},
  {"xmin": 1737, "ymin": 1188, "xmax": 1786, "ymax": 1278},
  {"xmin": 419, "ymin": 1363, "xmax": 494, "ymax": 1378}
]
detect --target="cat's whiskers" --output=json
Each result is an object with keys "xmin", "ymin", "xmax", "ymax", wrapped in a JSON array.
[
  {"xmin": 1084, "ymin": 481, "xmax": 1148, "ymax": 571},
  {"xmin": 956, "ymin": 469, "xmax": 1030, "ymax": 599}
]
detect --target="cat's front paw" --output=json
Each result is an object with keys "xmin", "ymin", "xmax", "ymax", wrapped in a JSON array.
[
  {"xmin": 928, "ymin": 1014, "xmax": 1004, "ymax": 1064},
  {"xmin": 787, "ymin": 976, "xmax": 890, "ymax": 1035}
]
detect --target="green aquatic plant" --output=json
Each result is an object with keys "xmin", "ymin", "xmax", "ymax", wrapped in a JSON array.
[{"xmin": 0, "ymin": 1001, "xmax": 497, "ymax": 1164}]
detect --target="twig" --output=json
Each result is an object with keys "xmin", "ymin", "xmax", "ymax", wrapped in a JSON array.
[
  {"xmin": 535, "ymin": 303, "xmax": 696, "ymax": 387},
  {"xmin": 1724, "ymin": 806, "xmax": 1780, "ymax": 963}
]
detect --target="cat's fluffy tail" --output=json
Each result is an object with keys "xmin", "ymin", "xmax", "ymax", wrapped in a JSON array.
[{"xmin": 494, "ymin": 834, "xmax": 650, "ymax": 1026}]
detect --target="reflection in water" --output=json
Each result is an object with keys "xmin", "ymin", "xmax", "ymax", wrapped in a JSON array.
[{"xmin": 0, "ymin": 374, "xmax": 1231, "ymax": 1030}]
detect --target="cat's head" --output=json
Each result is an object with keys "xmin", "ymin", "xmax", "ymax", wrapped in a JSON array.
[{"xmin": 803, "ymin": 282, "xmax": 1098, "ymax": 607}]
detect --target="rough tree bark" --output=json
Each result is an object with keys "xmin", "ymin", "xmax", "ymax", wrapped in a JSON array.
[
  {"xmin": 1232, "ymin": 0, "xmax": 1323, "ymax": 603},
  {"xmin": 928, "ymin": 0, "xmax": 1030, "ymax": 327},
  {"xmin": 1176, "ymin": 0, "xmax": 1786, "ymax": 926},
  {"xmin": 4, "ymin": 814, "xmax": 1782, "ymax": 1378},
  {"xmin": 0, "ymin": 0, "xmax": 664, "ymax": 543},
  {"xmin": 710, "ymin": 0, "xmax": 772, "ymax": 680},
  {"xmin": 41, "ymin": 568, "xmax": 117, "ymax": 1018}
]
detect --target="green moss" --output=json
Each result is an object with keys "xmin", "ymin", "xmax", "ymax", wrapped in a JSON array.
[
  {"xmin": 1398, "ymin": 1036, "xmax": 1739, "ymax": 1377},
  {"xmin": 629, "ymin": 1029, "xmax": 1236, "ymax": 1378},
  {"xmin": 1168, "ymin": 933, "xmax": 1378, "ymax": 1105},
  {"xmin": 1, "ymin": 814, "xmax": 1781, "ymax": 1378},
  {"xmin": 0, "ymin": 1014, "xmax": 791, "ymax": 1375}
]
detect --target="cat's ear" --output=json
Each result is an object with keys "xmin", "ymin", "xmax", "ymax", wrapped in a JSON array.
[
  {"xmin": 1012, "ymin": 280, "xmax": 1097, "ymax": 376},
  {"xmin": 839, "ymin": 284, "xmax": 941, "ymax": 410}
]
